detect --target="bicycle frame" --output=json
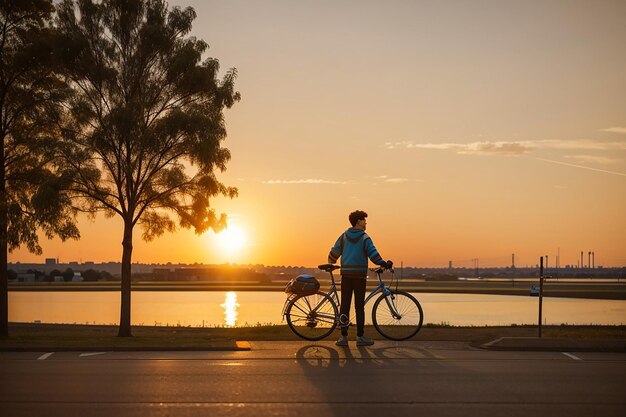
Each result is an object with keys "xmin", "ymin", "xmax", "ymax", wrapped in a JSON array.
[
  {"xmin": 282, "ymin": 266, "xmax": 402, "ymax": 324},
  {"xmin": 325, "ymin": 267, "xmax": 402, "ymax": 321}
]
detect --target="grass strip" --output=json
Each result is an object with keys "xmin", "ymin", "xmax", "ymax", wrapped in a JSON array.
[{"xmin": 0, "ymin": 323, "xmax": 624, "ymax": 350}]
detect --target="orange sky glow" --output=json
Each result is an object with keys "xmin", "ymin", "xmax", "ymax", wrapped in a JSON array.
[{"xmin": 9, "ymin": 0, "xmax": 626, "ymax": 268}]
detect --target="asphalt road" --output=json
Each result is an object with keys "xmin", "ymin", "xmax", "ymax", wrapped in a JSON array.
[{"xmin": 1, "ymin": 341, "xmax": 625, "ymax": 417}]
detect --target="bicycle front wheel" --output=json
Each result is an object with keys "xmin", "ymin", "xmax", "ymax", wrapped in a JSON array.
[
  {"xmin": 285, "ymin": 292, "xmax": 338, "ymax": 341},
  {"xmin": 372, "ymin": 290, "xmax": 423, "ymax": 341}
]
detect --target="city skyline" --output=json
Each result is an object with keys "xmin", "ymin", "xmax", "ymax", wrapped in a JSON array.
[
  {"xmin": 9, "ymin": 250, "xmax": 620, "ymax": 270},
  {"xmin": 8, "ymin": 0, "xmax": 626, "ymax": 268}
]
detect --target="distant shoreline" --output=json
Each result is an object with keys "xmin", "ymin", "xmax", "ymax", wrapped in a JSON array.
[{"xmin": 8, "ymin": 280, "xmax": 626, "ymax": 300}]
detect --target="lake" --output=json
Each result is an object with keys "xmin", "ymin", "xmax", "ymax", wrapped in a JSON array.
[{"xmin": 8, "ymin": 291, "xmax": 626, "ymax": 327}]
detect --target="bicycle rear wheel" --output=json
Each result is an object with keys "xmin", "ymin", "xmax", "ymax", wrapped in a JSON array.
[
  {"xmin": 372, "ymin": 290, "xmax": 423, "ymax": 341},
  {"xmin": 285, "ymin": 292, "xmax": 338, "ymax": 341}
]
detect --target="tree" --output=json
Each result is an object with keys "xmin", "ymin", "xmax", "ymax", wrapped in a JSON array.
[
  {"xmin": 7, "ymin": 269, "xmax": 16, "ymax": 281},
  {"xmin": 99, "ymin": 270, "xmax": 115, "ymax": 281},
  {"xmin": 81, "ymin": 268, "xmax": 101, "ymax": 281},
  {"xmin": 56, "ymin": 0, "xmax": 240, "ymax": 336},
  {"xmin": 26, "ymin": 269, "xmax": 44, "ymax": 280},
  {"xmin": 0, "ymin": 0, "xmax": 79, "ymax": 336},
  {"xmin": 61, "ymin": 267, "xmax": 73, "ymax": 282}
]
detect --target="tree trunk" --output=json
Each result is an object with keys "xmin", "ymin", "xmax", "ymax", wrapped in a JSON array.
[
  {"xmin": 0, "ymin": 145, "xmax": 7, "ymax": 337},
  {"xmin": 118, "ymin": 217, "xmax": 133, "ymax": 337},
  {"xmin": 0, "ymin": 226, "xmax": 7, "ymax": 337}
]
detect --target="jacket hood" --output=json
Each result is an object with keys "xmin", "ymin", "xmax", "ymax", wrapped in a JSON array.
[{"xmin": 345, "ymin": 228, "xmax": 366, "ymax": 243}]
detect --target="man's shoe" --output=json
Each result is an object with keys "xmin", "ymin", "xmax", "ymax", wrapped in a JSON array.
[
  {"xmin": 356, "ymin": 336, "xmax": 374, "ymax": 346},
  {"xmin": 335, "ymin": 336, "xmax": 348, "ymax": 346}
]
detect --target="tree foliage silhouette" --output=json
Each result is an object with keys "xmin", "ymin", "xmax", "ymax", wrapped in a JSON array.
[
  {"xmin": 56, "ymin": 0, "xmax": 240, "ymax": 336},
  {"xmin": 0, "ymin": 0, "xmax": 79, "ymax": 336}
]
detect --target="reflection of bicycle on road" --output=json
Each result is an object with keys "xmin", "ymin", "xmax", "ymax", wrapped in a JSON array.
[{"xmin": 283, "ymin": 263, "xmax": 423, "ymax": 341}]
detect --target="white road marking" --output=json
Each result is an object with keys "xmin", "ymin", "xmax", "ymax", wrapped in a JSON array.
[
  {"xmin": 79, "ymin": 352, "xmax": 106, "ymax": 357},
  {"xmin": 37, "ymin": 352, "xmax": 54, "ymax": 361},
  {"xmin": 562, "ymin": 352, "xmax": 582, "ymax": 361}
]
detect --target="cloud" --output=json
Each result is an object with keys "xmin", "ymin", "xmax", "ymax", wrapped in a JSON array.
[
  {"xmin": 264, "ymin": 177, "xmax": 420, "ymax": 185},
  {"xmin": 370, "ymin": 175, "xmax": 422, "ymax": 184},
  {"xmin": 385, "ymin": 140, "xmax": 530, "ymax": 155},
  {"xmin": 535, "ymin": 158, "xmax": 626, "ymax": 177},
  {"xmin": 535, "ymin": 139, "xmax": 626, "ymax": 151},
  {"xmin": 262, "ymin": 179, "xmax": 348, "ymax": 185},
  {"xmin": 460, "ymin": 142, "xmax": 530, "ymax": 155},
  {"xmin": 384, "ymin": 178, "xmax": 409, "ymax": 183},
  {"xmin": 564, "ymin": 155, "xmax": 619, "ymax": 165},
  {"xmin": 386, "ymin": 139, "xmax": 626, "ymax": 155},
  {"xmin": 601, "ymin": 127, "xmax": 626, "ymax": 134}
]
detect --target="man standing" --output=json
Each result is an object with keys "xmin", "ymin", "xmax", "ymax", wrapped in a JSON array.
[{"xmin": 328, "ymin": 210, "xmax": 392, "ymax": 346}]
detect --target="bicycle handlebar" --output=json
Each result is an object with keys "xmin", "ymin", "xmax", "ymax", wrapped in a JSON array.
[
  {"xmin": 319, "ymin": 263, "xmax": 394, "ymax": 273},
  {"xmin": 369, "ymin": 266, "xmax": 394, "ymax": 273}
]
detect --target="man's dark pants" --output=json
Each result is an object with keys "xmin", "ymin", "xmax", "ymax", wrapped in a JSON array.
[{"xmin": 339, "ymin": 275, "xmax": 366, "ymax": 337}]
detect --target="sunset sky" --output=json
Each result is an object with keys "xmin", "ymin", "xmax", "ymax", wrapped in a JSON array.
[{"xmin": 10, "ymin": 0, "xmax": 626, "ymax": 268}]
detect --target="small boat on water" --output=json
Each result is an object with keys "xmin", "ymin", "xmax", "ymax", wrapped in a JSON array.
[{"xmin": 530, "ymin": 284, "xmax": 540, "ymax": 296}]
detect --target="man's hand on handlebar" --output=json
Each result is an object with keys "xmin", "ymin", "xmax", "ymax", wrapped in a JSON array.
[{"xmin": 374, "ymin": 260, "xmax": 393, "ymax": 271}]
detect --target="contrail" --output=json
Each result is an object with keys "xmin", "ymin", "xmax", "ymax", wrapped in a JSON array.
[{"xmin": 535, "ymin": 157, "xmax": 626, "ymax": 177}]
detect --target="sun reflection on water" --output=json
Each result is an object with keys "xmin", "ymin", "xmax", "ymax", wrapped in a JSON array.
[{"xmin": 220, "ymin": 291, "xmax": 240, "ymax": 327}]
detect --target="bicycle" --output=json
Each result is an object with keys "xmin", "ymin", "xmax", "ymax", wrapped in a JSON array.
[{"xmin": 283, "ymin": 263, "xmax": 424, "ymax": 341}]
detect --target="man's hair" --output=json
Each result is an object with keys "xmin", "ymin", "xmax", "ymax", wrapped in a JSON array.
[{"xmin": 349, "ymin": 210, "xmax": 368, "ymax": 227}]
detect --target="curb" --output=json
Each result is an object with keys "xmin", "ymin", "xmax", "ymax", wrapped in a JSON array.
[
  {"xmin": 0, "ymin": 341, "xmax": 251, "ymax": 352},
  {"xmin": 481, "ymin": 337, "xmax": 626, "ymax": 352}
]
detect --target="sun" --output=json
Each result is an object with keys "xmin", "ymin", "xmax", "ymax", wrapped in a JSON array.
[{"xmin": 216, "ymin": 224, "xmax": 246, "ymax": 256}]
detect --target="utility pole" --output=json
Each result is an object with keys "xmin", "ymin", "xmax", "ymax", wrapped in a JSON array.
[{"xmin": 538, "ymin": 256, "xmax": 544, "ymax": 338}]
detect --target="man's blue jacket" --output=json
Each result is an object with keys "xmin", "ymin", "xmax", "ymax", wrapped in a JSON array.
[{"xmin": 328, "ymin": 227, "xmax": 385, "ymax": 277}]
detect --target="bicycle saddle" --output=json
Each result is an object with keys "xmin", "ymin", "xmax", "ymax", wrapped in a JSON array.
[{"xmin": 318, "ymin": 264, "xmax": 341, "ymax": 272}]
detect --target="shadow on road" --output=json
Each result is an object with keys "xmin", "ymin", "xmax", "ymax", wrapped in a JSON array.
[
  {"xmin": 295, "ymin": 342, "xmax": 439, "ymax": 365},
  {"xmin": 293, "ymin": 342, "xmax": 439, "ymax": 416}
]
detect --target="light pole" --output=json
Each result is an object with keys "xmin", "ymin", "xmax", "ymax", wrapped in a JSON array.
[{"xmin": 538, "ymin": 257, "xmax": 544, "ymax": 338}]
